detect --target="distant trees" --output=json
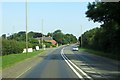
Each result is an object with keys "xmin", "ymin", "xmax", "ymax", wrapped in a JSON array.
[
  {"xmin": 2, "ymin": 34, "xmax": 6, "ymax": 39},
  {"xmin": 2, "ymin": 31, "xmax": 43, "ymax": 55},
  {"xmin": 53, "ymin": 30, "xmax": 64, "ymax": 45},
  {"xmin": 2, "ymin": 30, "xmax": 77, "ymax": 55},
  {"xmin": 7, "ymin": 31, "xmax": 26, "ymax": 41},
  {"xmin": 7, "ymin": 31, "xmax": 42, "ymax": 41},
  {"xmin": 4, "ymin": 30, "xmax": 77, "ymax": 46},
  {"xmin": 53, "ymin": 30, "xmax": 77, "ymax": 45},
  {"xmin": 79, "ymin": 2, "xmax": 120, "ymax": 58},
  {"xmin": 65, "ymin": 34, "xmax": 77, "ymax": 44}
]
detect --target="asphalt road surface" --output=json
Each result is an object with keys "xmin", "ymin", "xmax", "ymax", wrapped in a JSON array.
[{"xmin": 15, "ymin": 45, "xmax": 120, "ymax": 80}]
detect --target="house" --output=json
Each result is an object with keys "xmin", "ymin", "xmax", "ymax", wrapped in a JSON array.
[{"xmin": 35, "ymin": 36, "xmax": 57, "ymax": 45}]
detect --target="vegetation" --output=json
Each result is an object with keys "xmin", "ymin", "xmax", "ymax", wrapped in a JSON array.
[
  {"xmin": 2, "ymin": 39, "xmax": 34, "ymax": 55},
  {"xmin": 51, "ymin": 30, "xmax": 77, "ymax": 45},
  {"xmin": 7, "ymin": 31, "xmax": 42, "ymax": 41},
  {"xmin": 80, "ymin": 48, "xmax": 120, "ymax": 61},
  {"xmin": 2, "ymin": 30, "xmax": 77, "ymax": 56},
  {"xmin": 43, "ymin": 41, "xmax": 53, "ymax": 48},
  {"xmin": 2, "ymin": 50, "xmax": 44, "ymax": 69},
  {"xmin": 79, "ymin": 2, "xmax": 120, "ymax": 60}
]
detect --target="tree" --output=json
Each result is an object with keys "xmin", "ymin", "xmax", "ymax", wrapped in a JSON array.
[
  {"xmin": 53, "ymin": 30, "xmax": 62, "ymax": 34},
  {"xmin": 83, "ymin": 2, "xmax": 120, "ymax": 56},
  {"xmin": 33, "ymin": 32, "xmax": 42, "ymax": 38},
  {"xmin": 86, "ymin": 2, "xmax": 120, "ymax": 25},
  {"xmin": 53, "ymin": 30, "xmax": 77, "ymax": 45},
  {"xmin": 47, "ymin": 32, "xmax": 53, "ymax": 37},
  {"xmin": 7, "ymin": 31, "xmax": 42, "ymax": 41},
  {"xmin": 2, "ymin": 34, "xmax": 6, "ymax": 39},
  {"xmin": 7, "ymin": 31, "xmax": 26, "ymax": 41},
  {"xmin": 53, "ymin": 31, "xmax": 64, "ymax": 45}
]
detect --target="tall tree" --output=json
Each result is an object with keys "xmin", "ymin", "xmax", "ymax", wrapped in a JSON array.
[
  {"xmin": 53, "ymin": 30, "xmax": 64, "ymax": 44},
  {"xmin": 86, "ymin": 2, "xmax": 120, "ymax": 25},
  {"xmin": 84, "ymin": 2, "xmax": 120, "ymax": 55},
  {"xmin": 53, "ymin": 30, "xmax": 77, "ymax": 45}
]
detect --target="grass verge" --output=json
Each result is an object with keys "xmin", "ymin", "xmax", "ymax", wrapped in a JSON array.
[
  {"xmin": 80, "ymin": 48, "xmax": 120, "ymax": 61},
  {"xmin": 2, "ymin": 50, "xmax": 44, "ymax": 69},
  {"xmin": 0, "ymin": 57, "xmax": 1, "ymax": 70}
]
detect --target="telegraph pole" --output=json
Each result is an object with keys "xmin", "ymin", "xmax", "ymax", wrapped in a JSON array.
[
  {"xmin": 26, "ymin": 0, "xmax": 28, "ymax": 53},
  {"xmin": 12, "ymin": 26, "xmax": 15, "ymax": 39},
  {"xmin": 41, "ymin": 19, "xmax": 43, "ymax": 49},
  {"xmin": 81, "ymin": 25, "xmax": 82, "ymax": 48}
]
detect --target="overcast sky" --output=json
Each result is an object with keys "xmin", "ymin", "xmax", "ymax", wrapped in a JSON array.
[{"xmin": 1, "ymin": 1, "xmax": 101, "ymax": 38}]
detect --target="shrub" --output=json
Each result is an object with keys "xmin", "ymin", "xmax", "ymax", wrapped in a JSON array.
[
  {"xmin": 2, "ymin": 39, "xmax": 33, "ymax": 55},
  {"xmin": 44, "ymin": 42, "xmax": 52, "ymax": 48}
]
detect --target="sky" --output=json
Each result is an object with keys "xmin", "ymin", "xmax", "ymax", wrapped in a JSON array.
[{"xmin": 1, "ymin": 1, "xmax": 101, "ymax": 38}]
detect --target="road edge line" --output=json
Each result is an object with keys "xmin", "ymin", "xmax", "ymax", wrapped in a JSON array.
[{"xmin": 16, "ymin": 66, "xmax": 32, "ymax": 78}]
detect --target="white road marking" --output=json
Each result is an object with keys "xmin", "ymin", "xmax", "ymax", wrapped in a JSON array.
[
  {"xmin": 86, "ymin": 71, "xmax": 96, "ymax": 73},
  {"xmin": 82, "ymin": 67, "xmax": 91, "ymax": 70},
  {"xmin": 16, "ymin": 66, "xmax": 32, "ymax": 78},
  {"xmin": 61, "ymin": 49, "xmax": 85, "ymax": 80},
  {"xmin": 61, "ymin": 53, "xmax": 84, "ymax": 80},
  {"xmin": 61, "ymin": 48, "xmax": 93, "ymax": 80},
  {"xmin": 92, "ymin": 74, "xmax": 102, "ymax": 77}
]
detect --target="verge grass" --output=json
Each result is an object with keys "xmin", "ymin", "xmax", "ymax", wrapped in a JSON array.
[
  {"xmin": 80, "ymin": 48, "xmax": 119, "ymax": 61},
  {"xmin": 2, "ymin": 50, "xmax": 44, "ymax": 69},
  {"xmin": 0, "ymin": 57, "xmax": 1, "ymax": 70}
]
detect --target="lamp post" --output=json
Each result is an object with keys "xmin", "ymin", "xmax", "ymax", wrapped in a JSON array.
[{"xmin": 26, "ymin": 0, "xmax": 28, "ymax": 53}]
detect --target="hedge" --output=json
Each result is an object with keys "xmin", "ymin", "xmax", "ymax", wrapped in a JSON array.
[{"xmin": 2, "ymin": 39, "xmax": 32, "ymax": 55}]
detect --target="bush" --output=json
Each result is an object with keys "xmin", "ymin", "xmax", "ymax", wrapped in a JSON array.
[
  {"xmin": 2, "ymin": 39, "xmax": 33, "ymax": 55},
  {"xmin": 39, "ymin": 44, "xmax": 42, "ymax": 48},
  {"xmin": 44, "ymin": 42, "xmax": 52, "ymax": 48}
]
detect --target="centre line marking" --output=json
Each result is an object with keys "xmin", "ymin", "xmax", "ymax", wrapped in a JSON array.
[
  {"xmin": 61, "ymin": 47, "xmax": 93, "ymax": 80},
  {"xmin": 61, "ymin": 49, "xmax": 84, "ymax": 80}
]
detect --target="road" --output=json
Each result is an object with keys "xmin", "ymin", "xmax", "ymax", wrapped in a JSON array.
[
  {"xmin": 6, "ymin": 45, "xmax": 120, "ymax": 80},
  {"xmin": 18, "ymin": 46, "xmax": 78, "ymax": 79}
]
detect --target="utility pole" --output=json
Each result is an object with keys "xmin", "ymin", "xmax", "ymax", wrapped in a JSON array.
[
  {"xmin": 81, "ymin": 25, "xmax": 82, "ymax": 48},
  {"xmin": 26, "ymin": 0, "xmax": 28, "ymax": 53},
  {"xmin": 12, "ymin": 26, "xmax": 15, "ymax": 39},
  {"xmin": 41, "ymin": 19, "xmax": 43, "ymax": 49},
  {"xmin": 51, "ymin": 31, "xmax": 53, "ymax": 39}
]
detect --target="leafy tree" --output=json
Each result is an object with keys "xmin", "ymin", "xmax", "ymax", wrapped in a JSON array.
[
  {"xmin": 53, "ymin": 30, "xmax": 62, "ymax": 34},
  {"xmin": 2, "ymin": 34, "xmax": 6, "ymax": 39},
  {"xmin": 47, "ymin": 32, "xmax": 53, "ymax": 37},
  {"xmin": 69, "ymin": 34, "xmax": 77, "ymax": 43},
  {"xmin": 33, "ymin": 32, "xmax": 42, "ymax": 38},
  {"xmin": 81, "ymin": 2, "xmax": 120, "ymax": 58},
  {"xmin": 53, "ymin": 30, "xmax": 77, "ymax": 45},
  {"xmin": 7, "ymin": 31, "xmax": 42, "ymax": 41},
  {"xmin": 53, "ymin": 31, "xmax": 64, "ymax": 44},
  {"xmin": 86, "ymin": 2, "xmax": 120, "ymax": 25},
  {"xmin": 2, "ymin": 30, "xmax": 77, "ymax": 55}
]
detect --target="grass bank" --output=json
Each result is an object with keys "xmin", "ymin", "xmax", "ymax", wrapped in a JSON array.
[
  {"xmin": 0, "ymin": 57, "xmax": 1, "ymax": 70},
  {"xmin": 2, "ymin": 50, "xmax": 44, "ymax": 69},
  {"xmin": 80, "ymin": 48, "xmax": 120, "ymax": 61}
]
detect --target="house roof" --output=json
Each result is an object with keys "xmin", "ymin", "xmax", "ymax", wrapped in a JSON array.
[
  {"xmin": 45, "ymin": 40, "xmax": 57, "ymax": 45},
  {"xmin": 35, "ymin": 36, "xmax": 53, "ymax": 41},
  {"xmin": 35, "ymin": 36, "xmax": 57, "ymax": 45}
]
